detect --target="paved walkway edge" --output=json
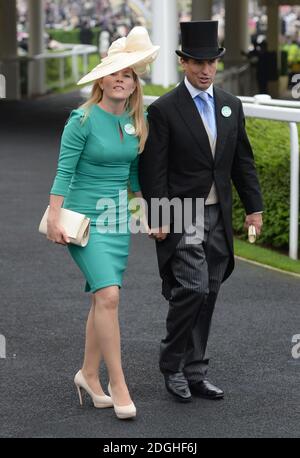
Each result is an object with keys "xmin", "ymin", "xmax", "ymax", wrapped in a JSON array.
[{"xmin": 235, "ymin": 255, "xmax": 300, "ymax": 279}]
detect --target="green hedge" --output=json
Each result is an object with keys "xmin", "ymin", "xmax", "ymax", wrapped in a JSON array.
[
  {"xmin": 44, "ymin": 28, "xmax": 100, "ymax": 87},
  {"xmin": 43, "ymin": 53, "xmax": 100, "ymax": 92},
  {"xmin": 46, "ymin": 54, "xmax": 72, "ymax": 85},
  {"xmin": 46, "ymin": 27, "xmax": 101, "ymax": 47},
  {"xmin": 233, "ymin": 118, "xmax": 298, "ymax": 250}
]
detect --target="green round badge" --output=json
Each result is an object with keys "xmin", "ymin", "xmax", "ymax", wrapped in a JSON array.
[
  {"xmin": 124, "ymin": 123, "xmax": 136, "ymax": 135},
  {"xmin": 221, "ymin": 106, "xmax": 232, "ymax": 118}
]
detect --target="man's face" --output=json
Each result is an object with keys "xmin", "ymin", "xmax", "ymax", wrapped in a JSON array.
[{"xmin": 181, "ymin": 58, "xmax": 218, "ymax": 91}]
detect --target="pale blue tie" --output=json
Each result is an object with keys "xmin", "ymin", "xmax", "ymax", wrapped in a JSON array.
[{"xmin": 195, "ymin": 92, "xmax": 217, "ymax": 141}]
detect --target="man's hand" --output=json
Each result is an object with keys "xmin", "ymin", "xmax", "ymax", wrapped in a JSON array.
[
  {"xmin": 149, "ymin": 225, "xmax": 170, "ymax": 242},
  {"xmin": 244, "ymin": 213, "xmax": 263, "ymax": 236}
]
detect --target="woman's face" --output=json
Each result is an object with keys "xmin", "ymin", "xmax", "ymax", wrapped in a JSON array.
[{"xmin": 100, "ymin": 68, "xmax": 136, "ymax": 102}]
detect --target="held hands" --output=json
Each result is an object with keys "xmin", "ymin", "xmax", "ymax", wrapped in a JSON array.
[
  {"xmin": 132, "ymin": 191, "xmax": 169, "ymax": 242},
  {"xmin": 244, "ymin": 213, "xmax": 263, "ymax": 238},
  {"xmin": 47, "ymin": 217, "xmax": 70, "ymax": 245},
  {"xmin": 148, "ymin": 225, "xmax": 170, "ymax": 242}
]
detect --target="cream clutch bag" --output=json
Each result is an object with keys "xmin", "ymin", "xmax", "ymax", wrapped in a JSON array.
[
  {"xmin": 248, "ymin": 225, "xmax": 256, "ymax": 244},
  {"xmin": 39, "ymin": 206, "xmax": 91, "ymax": 247}
]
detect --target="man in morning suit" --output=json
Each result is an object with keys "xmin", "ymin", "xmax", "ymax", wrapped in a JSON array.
[{"xmin": 139, "ymin": 21, "xmax": 263, "ymax": 402}]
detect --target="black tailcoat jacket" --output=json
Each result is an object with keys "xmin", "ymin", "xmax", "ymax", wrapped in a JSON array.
[{"xmin": 139, "ymin": 81, "xmax": 263, "ymax": 298}]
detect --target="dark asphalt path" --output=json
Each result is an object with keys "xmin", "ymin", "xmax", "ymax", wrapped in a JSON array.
[{"xmin": 0, "ymin": 92, "xmax": 300, "ymax": 438}]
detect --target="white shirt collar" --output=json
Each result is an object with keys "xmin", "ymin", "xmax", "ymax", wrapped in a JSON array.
[{"xmin": 184, "ymin": 76, "xmax": 214, "ymax": 100}]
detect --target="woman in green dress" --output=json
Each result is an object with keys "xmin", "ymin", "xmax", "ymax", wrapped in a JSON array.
[{"xmin": 47, "ymin": 27, "xmax": 159, "ymax": 420}]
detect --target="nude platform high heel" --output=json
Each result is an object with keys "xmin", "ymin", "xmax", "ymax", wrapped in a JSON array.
[
  {"xmin": 108, "ymin": 383, "xmax": 137, "ymax": 420},
  {"xmin": 74, "ymin": 370, "xmax": 113, "ymax": 408}
]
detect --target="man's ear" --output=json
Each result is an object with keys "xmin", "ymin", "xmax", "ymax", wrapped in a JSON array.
[{"xmin": 179, "ymin": 57, "xmax": 186, "ymax": 69}]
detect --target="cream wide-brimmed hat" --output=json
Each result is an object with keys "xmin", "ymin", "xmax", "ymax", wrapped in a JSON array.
[{"xmin": 77, "ymin": 26, "xmax": 160, "ymax": 85}]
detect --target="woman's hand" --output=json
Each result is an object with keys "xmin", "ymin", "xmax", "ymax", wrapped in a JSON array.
[
  {"xmin": 149, "ymin": 225, "xmax": 170, "ymax": 242},
  {"xmin": 47, "ymin": 216, "xmax": 70, "ymax": 245},
  {"xmin": 47, "ymin": 196, "xmax": 70, "ymax": 245}
]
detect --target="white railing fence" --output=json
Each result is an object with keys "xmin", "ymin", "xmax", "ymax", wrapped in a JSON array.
[
  {"xmin": 240, "ymin": 95, "xmax": 300, "ymax": 260},
  {"xmin": 32, "ymin": 44, "xmax": 97, "ymax": 92},
  {"xmin": 0, "ymin": 44, "xmax": 98, "ymax": 96}
]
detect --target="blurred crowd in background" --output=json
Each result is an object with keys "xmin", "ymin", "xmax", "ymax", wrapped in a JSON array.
[
  {"xmin": 17, "ymin": 0, "xmax": 147, "ymax": 55},
  {"xmin": 16, "ymin": 0, "xmax": 300, "ymax": 80}
]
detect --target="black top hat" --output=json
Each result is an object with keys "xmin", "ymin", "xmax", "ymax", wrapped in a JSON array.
[{"xmin": 176, "ymin": 21, "xmax": 226, "ymax": 61}]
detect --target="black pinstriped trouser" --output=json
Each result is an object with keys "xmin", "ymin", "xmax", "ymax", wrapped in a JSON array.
[{"xmin": 159, "ymin": 204, "xmax": 230, "ymax": 381}]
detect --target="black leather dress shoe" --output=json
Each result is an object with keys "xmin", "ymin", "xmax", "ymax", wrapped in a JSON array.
[
  {"xmin": 189, "ymin": 380, "xmax": 224, "ymax": 399},
  {"xmin": 164, "ymin": 372, "xmax": 192, "ymax": 402}
]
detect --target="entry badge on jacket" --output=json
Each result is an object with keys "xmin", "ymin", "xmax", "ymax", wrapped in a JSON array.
[
  {"xmin": 124, "ymin": 123, "xmax": 136, "ymax": 135},
  {"xmin": 221, "ymin": 106, "xmax": 232, "ymax": 118}
]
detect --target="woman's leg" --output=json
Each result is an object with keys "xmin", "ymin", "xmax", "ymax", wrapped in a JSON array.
[
  {"xmin": 81, "ymin": 295, "xmax": 106, "ymax": 396},
  {"xmin": 93, "ymin": 285, "xmax": 132, "ymax": 406}
]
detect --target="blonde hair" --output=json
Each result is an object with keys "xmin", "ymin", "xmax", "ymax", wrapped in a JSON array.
[{"xmin": 79, "ymin": 72, "xmax": 148, "ymax": 153}]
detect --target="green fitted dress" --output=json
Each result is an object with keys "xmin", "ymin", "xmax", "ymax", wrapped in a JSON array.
[{"xmin": 50, "ymin": 104, "xmax": 141, "ymax": 293}]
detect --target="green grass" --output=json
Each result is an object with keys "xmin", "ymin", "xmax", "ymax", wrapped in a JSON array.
[
  {"xmin": 234, "ymin": 238, "xmax": 300, "ymax": 275},
  {"xmin": 143, "ymin": 84, "xmax": 176, "ymax": 96}
]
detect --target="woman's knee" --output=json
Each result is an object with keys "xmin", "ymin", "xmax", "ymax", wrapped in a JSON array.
[{"xmin": 93, "ymin": 287, "xmax": 119, "ymax": 312}]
